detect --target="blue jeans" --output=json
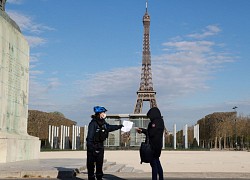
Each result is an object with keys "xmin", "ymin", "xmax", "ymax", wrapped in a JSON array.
[{"xmin": 150, "ymin": 157, "xmax": 163, "ymax": 180}]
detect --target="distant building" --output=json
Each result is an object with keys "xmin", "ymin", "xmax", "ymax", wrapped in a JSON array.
[{"xmin": 105, "ymin": 114, "xmax": 150, "ymax": 148}]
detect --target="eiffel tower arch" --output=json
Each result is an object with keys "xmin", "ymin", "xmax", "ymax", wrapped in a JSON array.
[{"xmin": 134, "ymin": 1, "xmax": 157, "ymax": 114}]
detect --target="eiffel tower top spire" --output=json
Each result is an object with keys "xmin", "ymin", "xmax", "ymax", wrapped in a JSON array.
[
  {"xmin": 140, "ymin": 0, "xmax": 153, "ymax": 92},
  {"xmin": 134, "ymin": 1, "xmax": 157, "ymax": 114}
]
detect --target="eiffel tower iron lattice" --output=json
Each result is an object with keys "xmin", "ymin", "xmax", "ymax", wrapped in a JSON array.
[{"xmin": 134, "ymin": 1, "xmax": 157, "ymax": 114}]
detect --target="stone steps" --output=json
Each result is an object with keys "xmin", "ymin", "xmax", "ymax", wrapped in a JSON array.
[
  {"xmin": 120, "ymin": 166, "xmax": 134, "ymax": 172},
  {"xmin": 103, "ymin": 161, "xmax": 116, "ymax": 170},
  {"xmin": 103, "ymin": 161, "xmax": 143, "ymax": 173},
  {"xmin": 80, "ymin": 160, "xmax": 143, "ymax": 173},
  {"xmin": 104, "ymin": 164, "xmax": 126, "ymax": 173}
]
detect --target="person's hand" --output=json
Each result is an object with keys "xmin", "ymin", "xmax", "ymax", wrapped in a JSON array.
[
  {"xmin": 135, "ymin": 127, "xmax": 142, "ymax": 134},
  {"xmin": 93, "ymin": 150, "xmax": 100, "ymax": 156},
  {"xmin": 118, "ymin": 124, "xmax": 124, "ymax": 129}
]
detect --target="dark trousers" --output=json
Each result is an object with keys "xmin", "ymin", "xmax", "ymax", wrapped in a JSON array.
[
  {"xmin": 87, "ymin": 149, "xmax": 104, "ymax": 180},
  {"xmin": 150, "ymin": 157, "xmax": 164, "ymax": 180}
]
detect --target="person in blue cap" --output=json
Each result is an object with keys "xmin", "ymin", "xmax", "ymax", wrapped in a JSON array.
[{"xmin": 86, "ymin": 106, "xmax": 123, "ymax": 180}]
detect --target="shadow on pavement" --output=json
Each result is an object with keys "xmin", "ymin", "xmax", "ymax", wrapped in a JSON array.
[
  {"xmin": 56, "ymin": 172, "xmax": 127, "ymax": 180},
  {"xmin": 102, "ymin": 174, "xmax": 127, "ymax": 180},
  {"xmin": 55, "ymin": 167, "xmax": 79, "ymax": 179},
  {"xmin": 56, "ymin": 174, "xmax": 126, "ymax": 180}
]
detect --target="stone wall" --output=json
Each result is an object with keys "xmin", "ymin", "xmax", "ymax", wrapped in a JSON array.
[{"xmin": 0, "ymin": 10, "xmax": 40, "ymax": 163}]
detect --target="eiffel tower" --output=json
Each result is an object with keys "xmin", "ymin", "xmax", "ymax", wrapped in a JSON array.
[
  {"xmin": 134, "ymin": 1, "xmax": 157, "ymax": 114},
  {"xmin": 0, "ymin": 0, "xmax": 6, "ymax": 11}
]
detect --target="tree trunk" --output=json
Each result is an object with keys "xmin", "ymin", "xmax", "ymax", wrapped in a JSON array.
[
  {"xmin": 241, "ymin": 136, "xmax": 244, "ymax": 149},
  {"xmin": 215, "ymin": 137, "xmax": 218, "ymax": 149},
  {"xmin": 224, "ymin": 135, "xmax": 227, "ymax": 149},
  {"xmin": 219, "ymin": 137, "xmax": 222, "ymax": 150}
]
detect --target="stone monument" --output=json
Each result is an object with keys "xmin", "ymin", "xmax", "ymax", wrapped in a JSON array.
[{"xmin": 0, "ymin": 1, "xmax": 40, "ymax": 163}]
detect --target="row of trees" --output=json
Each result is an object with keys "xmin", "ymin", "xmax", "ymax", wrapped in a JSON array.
[
  {"xmin": 198, "ymin": 112, "xmax": 250, "ymax": 149},
  {"xmin": 165, "ymin": 112, "xmax": 250, "ymax": 150}
]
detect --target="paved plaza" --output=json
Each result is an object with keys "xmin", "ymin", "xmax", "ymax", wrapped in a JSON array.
[{"xmin": 0, "ymin": 150, "xmax": 250, "ymax": 179}]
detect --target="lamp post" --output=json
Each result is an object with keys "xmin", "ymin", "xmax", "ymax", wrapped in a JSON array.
[{"xmin": 232, "ymin": 106, "xmax": 238, "ymax": 149}]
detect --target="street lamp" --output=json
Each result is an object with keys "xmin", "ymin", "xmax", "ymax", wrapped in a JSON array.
[{"xmin": 232, "ymin": 106, "xmax": 238, "ymax": 149}]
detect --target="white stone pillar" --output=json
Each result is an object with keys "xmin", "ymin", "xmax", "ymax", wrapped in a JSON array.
[
  {"xmin": 63, "ymin": 126, "xmax": 66, "ymax": 149},
  {"xmin": 174, "ymin": 124, "xmax": 176, "ymax": 149},
  {"xmin": 56, "ymin": 126, "xmax": 59, "ymax": 148},
  {"xmin": 48, "ymin": 125, "xmax": 51, "ymax": 145},
  {"xmin": 51, "ymin": 126, "xmax": 54, "ymax": 149},
  {"xmin": 54, "ymin": 126, "xmax": 57, "ymax": 148},
  {"xmin": 72, "ymin": 125, "xmax": 75, "ymax": 150},
  {"xmin": 197, "ymin": 124, "xmax": 199, "ymax": 146},
  {"xmin": 83, "ymin": 125, "xmax": 88, "ymax": 150},
  {"xmin": 71, "ymin": 125, "xmax": 74, "ymax": 150},
  {"xmin": 60, "ymin": 125, "xmax": 63, "ymax": 150},
  {"xmin": 184, "ymin": 124, "xmax": 188, "ymax": 149},
  {"xmin": 194, "ymin": 124, "xmax": 200, "ymax": 146},
  {"xmin": 67, "ymin": 126, "xmax": 70, "ymax": 149},
  {"xmin": 74, "ymin": 125, "xmax": 77, "ymax": 150}
]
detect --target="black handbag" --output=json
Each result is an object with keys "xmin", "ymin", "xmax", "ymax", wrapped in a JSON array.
[{"xmin": 139, "ymin": 133, "xmax": 154, "ymax": 164}]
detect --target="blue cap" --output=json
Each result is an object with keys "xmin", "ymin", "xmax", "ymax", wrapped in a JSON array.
[{"xmin": 93, "ymin": 106, "xmax": 107, "ymax": 113}]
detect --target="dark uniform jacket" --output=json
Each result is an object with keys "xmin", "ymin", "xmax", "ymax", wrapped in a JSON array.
[
  {"xmin": 86, "ymin": 118, "xmax": 121, "ymax": 152},
  {"xmin": 141, "ymin": 107, "xmax": 165, "ymax": 158}
]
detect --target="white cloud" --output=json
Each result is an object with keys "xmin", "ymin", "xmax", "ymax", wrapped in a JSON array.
[
  {"xmin": 30, "ymin": 53, "xmax": 43, "ymax": 63},
  {"xmin": 46, "ymin": 78, "xmax": 61, "ymax": 91},
  {"xmin": 7, "ymin": 11, "xmax": 54, "ymax": 34},
  {"xmin": 29, "ymin": 70, "xmax": 44, "ymax": 76},
  {"xmin": 7, "ymin": 10, "xmax": 54, "ymax": 48},
  {"xmin": 163, "ymin": 41, "xmax": 214, "ymax": 53},
  {"xmin": 187, "ymin": 25, "xmax": 221, "ymax": 39},
  {"xmin": 7, "ymin": 0, "xmax": 23, "ymax": 4},
  {"xmin": 25, "ymin": 35, "xmax": 47, "ymax": 47},
  {"xmin": 78, "ymin": 67, "xmax": 140, "ymax": 97}
]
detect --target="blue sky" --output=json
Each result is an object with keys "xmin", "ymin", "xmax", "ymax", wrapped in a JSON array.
[{"xmin": 6, "ymin": 0, "xmax": 250, "ymax": 130}]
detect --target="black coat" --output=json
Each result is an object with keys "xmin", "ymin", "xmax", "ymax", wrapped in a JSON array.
[
  {"xmin": 86, "ymin": 118, "xmax": 121, "ymax": 151},
  {"xmin": 141, "ymin": 107, "xmax": 165, "ymax": 158}
]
